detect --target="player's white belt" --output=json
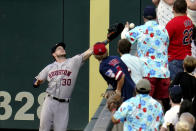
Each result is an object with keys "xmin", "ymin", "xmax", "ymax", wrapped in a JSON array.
[{"xmin": 48, "ymin": 94, "xmax": 70, "ymax": 103}]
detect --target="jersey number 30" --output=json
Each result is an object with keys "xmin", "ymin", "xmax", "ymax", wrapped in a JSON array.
[{"xmin": 62, "ymin": 79, "xmax": 71, "ymax": 86}]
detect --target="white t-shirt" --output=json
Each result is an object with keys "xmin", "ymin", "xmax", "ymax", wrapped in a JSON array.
[
  {"xmin": 157, "ymin": 0, "xmax": 174, "ymax": 26},
  {"xmin": 191, "ymin": 41, "xmax": 196, "ymax": 74},
  {"xmin": 121, "ymin": 54, "xmax": 143, "ymax": 84},
  {"xmin": 187, "ymin": 9, "xmax": 196, "ymax": 26},
  {"xmin": 162, "ymin": 105, "xmax": 180, "ymax": 128}
]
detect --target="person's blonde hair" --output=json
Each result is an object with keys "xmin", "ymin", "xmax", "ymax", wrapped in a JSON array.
[
  {"xmin": 175, "ymin": 121, "xmax": 190, "ymax": 131},
  {"xmin": 94, "ymin": 51, "xmax": 108, "ymax": 61},
  {"xmin": 180, "ymin": 112, "xmax": 195, "ymax": 129},
  {"xmin": 183, "ymin": 56, "xmax": 196, "ymax": 73}
]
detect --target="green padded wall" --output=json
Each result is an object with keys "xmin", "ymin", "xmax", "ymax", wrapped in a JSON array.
[
  {"xmin": 63, "ymin": 0, "xmax": 90, "ymax": 130},
  {"xmin": 109, "ymin": 0, "xmax": 154, "ymax": 56},
  {"xmin": 0, "ymin": 0, "xmax": 90, "ymax": 130}
]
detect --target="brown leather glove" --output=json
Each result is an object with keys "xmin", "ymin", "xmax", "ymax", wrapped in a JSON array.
[{"xmin": 107, "ymin": 93, "xmax": 123, "ymax": 112}]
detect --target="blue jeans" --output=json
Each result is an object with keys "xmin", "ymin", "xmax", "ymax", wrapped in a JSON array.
[{"xmin": 169, "ymin": 60, "xmax": 184, "ymax": 80}]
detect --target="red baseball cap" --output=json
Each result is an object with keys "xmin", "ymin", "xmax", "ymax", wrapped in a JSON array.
[{"xmin": 93, "ymin": 42, "xmax": 107, "ymax": 55}]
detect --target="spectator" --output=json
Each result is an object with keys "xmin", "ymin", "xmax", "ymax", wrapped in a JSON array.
[
  {"xmin": 170, "ymin": 56, "xmax": 196, "ymax": 101},
  {"xmin": 179, "ymin": 112, "xmax": 196, "ymax": 130},
  {"xmin": 160, "ymin": 85, "xmax": 182, "ymax": 131},
  {"xmin": 93, "ymin": 43, "xmax": 135, "ymax": 101},
  {"xmin": 191, "ymin": 26, "xmax": 196, "ymax": 74},
  {"xmin": 179, "ymin": 100, "xmax": 193, "ymax": 118},
  {"xmin": 186, "ymin": 0, "xmax": 196, "ymax": 26},
  {"xmin": 175, "ymin": 121, "xmax": 191, "ymax": 131},
  {"xmin": 178, "ymin": 100, "xmax": 196, "ymax": 130},
  {"xmin": 152, "ymin": 0, "xmax": 175, "ymax": 26},
  {"xmin": 123, "ymin": 5, "xmax": 170, "ymax": 111},
  {"xmin": 193, "ymin": 97, "xmax": 196, "ymax": 118},
  {"xmin": 166, "ymin": 0, "xmax": 194, "ymax": 80},
  {"xmin": 117, "ymin": 39, "xmax": 143, "ymax": 84},
  {"xmin": 112, "ymin": 79, "xmax": 164, "ymax": 131}
]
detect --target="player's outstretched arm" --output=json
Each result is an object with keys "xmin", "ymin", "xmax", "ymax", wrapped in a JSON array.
[
  {"xmin": 82, "ymin": 47, "xmax": 93, "ymax": 61},
  {"xmin": 82, "ymin": 23, "xmax": 124, "ymax": 61}
]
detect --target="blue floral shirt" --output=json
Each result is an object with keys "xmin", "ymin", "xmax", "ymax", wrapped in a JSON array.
[
  {"xmin": 125, "ymin": 21, "xmax": 170, "ymax": 78},
  {"xmin": 113, "ymin": 94, "xmax": 164, "ymax": 131}
]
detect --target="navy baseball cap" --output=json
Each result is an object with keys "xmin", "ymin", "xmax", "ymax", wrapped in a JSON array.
[
  {"xmin": 51, "ymin": 42, "xmax": 66, "ymax": 54},
  {"xmin": 143, "ymin": 6, "xmax": 156, "ymax": 20},
  {"xmin": 169, "ymin": 85, "xmax": 182, "ymax": 103}
]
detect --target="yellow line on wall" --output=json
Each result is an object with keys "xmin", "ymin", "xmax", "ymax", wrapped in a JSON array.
[{"xmin": 89, "ymin": 0, "xmax": 109, "ymax": 121}]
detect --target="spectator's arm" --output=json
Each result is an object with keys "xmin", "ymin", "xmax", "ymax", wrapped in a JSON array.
[
  {"xmin": 112, "ymin": 101, "xmax": 129, "ymax": 124},
  {"xmin": 111, "ymin": 115, "xmax": 120, "ymax": 124},
  {"xmin": 116, "ymin": 74, "xmax": 125, "ymax": 95},
  {"xmin": 125, "ymin": 28, "xmax": 139, "ymax": 45},
  {"xmin": 161, "ymin": 110, "xmax": 173, "ymax": 131},
  {"xmin": 152, "ymin": 0, "xmax": 160, "ymax": 6},
  {"xmin": 163, "ymin": 0, "xmax": 175, "ymax": 5},
  {"xmin": 160, "ymin": 127, "xmax": 167, "ymax": 131},
  {"xmin": 121, "ymin": 22, "xmax": 129, "ymax": 39},
  {"xmin": 186, "ymin": 0, "xmax": 196, "ymax": 10}
]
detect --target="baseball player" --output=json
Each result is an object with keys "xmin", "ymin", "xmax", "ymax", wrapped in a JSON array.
[
  {"xmin": 93, "ymin": 43, "xmax": 135, "ymax": 102},
  {"xmin": 33, "ymin": 42, "xmax": 93, "ymax": 131}
]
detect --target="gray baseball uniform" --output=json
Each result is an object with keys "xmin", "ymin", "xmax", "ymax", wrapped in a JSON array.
[{"xmin": 36, "ymin": 53, "xmax": 84, "ymax": 131}]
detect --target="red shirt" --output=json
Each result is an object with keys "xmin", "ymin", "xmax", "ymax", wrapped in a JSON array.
[{"xmin": 166, "ymin": 15, "xmax": 193, "ymax": 61}]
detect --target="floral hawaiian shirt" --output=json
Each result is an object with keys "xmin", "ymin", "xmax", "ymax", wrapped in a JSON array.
[
  {"xmin": 125, "ymin": 20, "xmax": 170, "ymax": 78},
  {"xmin": 113, "ymin": 94, "xmax": 164, "ymax": 131}
]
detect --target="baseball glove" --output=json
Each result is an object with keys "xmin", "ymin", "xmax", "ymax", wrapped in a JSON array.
[
  {"xmin": 107, "ymin": 23, "xmax": 124, "ymax": 41},
  {"xmin": 107, "ymin": 93, "xmax": 123, "ymax": 112}
]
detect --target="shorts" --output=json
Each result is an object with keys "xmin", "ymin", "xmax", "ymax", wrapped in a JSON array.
[
  {"xmin": 169, "ymin": 60, "xmax": 183, "ymax": 80},
  {"xmin": 144, "ymin": 77, "xmax": 170, "ymax": 99}
]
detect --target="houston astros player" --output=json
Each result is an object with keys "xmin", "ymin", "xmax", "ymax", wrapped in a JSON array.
[{"xmin": 33, "ymin": 42, "xmax": 93, "ymax": 131}]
